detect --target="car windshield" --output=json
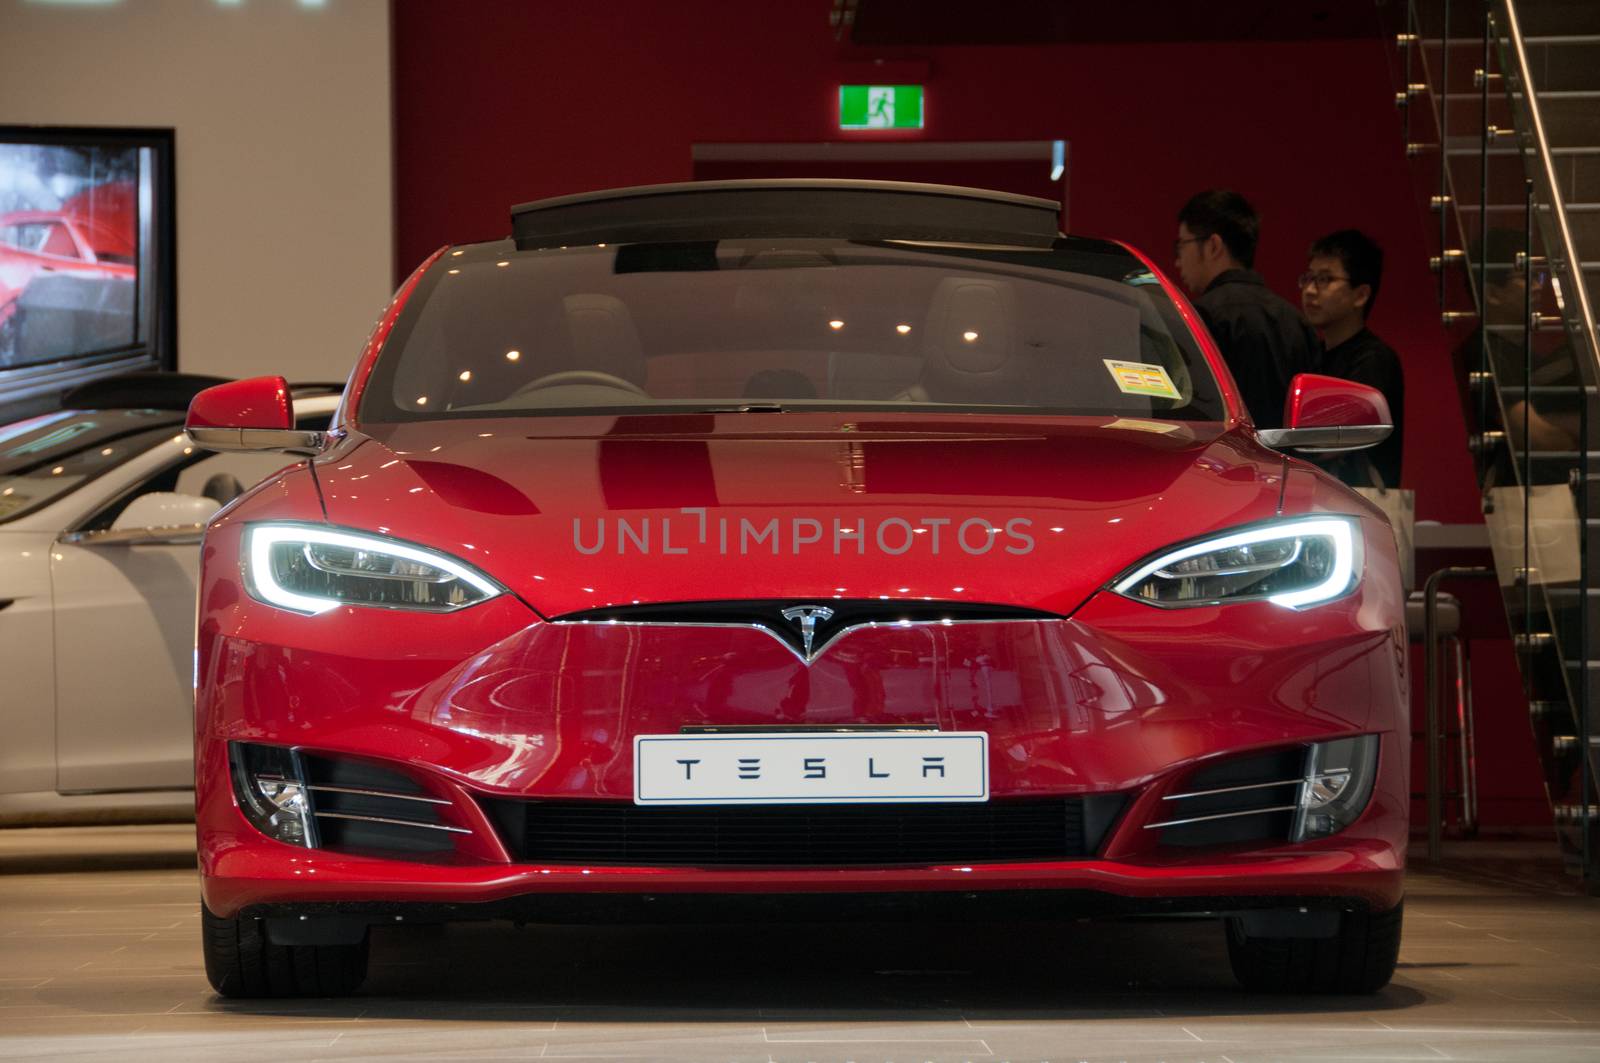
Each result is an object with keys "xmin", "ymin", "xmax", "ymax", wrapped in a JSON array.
[
  {"xmin": 0, "ymin": 409, "xmax": 180, "ymax": 524},
  {"xmin": 362, "ymin": 237, "xmax": 1226, "ymax": 423}
]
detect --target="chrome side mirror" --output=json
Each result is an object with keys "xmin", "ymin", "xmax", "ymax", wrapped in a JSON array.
[
  {"xmin": 186, "ymin": 376, "xmax": 324, "ymax": 455},
  {"xmin": 1256, "ymin": 424, "xmax": 1393, "ymax": 452},
  {"xmin": 1257, "ymin": 373, "xmax": 1394, "ymax": 454}
]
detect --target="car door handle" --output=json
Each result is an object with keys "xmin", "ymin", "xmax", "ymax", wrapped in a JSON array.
[{"xmin": 59, "ymin": 524, "xmax": 205, "ymax": 547}]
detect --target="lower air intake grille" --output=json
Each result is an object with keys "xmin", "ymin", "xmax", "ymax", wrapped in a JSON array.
[
  {"xmin": 1152, "ymin": 746, "xmax": 1309, "ymax": 848},
  {"xmin": 481, "ymin": 796, "xmax": 1125, "ymax": 867},
  {"xmin": 301, "ymin": 754, "xmax": 465, "ymax": 856}
]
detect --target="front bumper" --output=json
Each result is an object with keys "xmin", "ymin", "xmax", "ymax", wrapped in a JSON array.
[
  {"xmin": 195, "ymin": 563, "xmax": 1409, "ymax": 919},
  {"xmin": 205, "ymin": 828, "xmax": 1403, "ymax": 921}
]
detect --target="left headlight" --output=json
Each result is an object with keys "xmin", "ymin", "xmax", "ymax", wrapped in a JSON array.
[
  {"xmin": 244, "ymin": 523, "xmax": 504, "ymax": 615},
  {"xmin": 1111, "ymin": 516, "xmax": 1359, "ymax": 610}
]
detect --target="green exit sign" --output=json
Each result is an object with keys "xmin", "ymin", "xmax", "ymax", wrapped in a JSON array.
[{"xmin": 839, "ymin": 85, "xmax": 924, "ymax": 129}]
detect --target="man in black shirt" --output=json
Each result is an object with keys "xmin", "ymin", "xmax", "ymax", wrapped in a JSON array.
[
  {"xmin": 1299, "ymin": 229, "xmax": 1404, "ymax": 488},
  {"xmin": 1174, "ymin": 190, "xmax": 1319, "ymax": 428}
]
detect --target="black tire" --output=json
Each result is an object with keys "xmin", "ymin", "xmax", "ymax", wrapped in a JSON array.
[
  {"xmin": 1226, "ymin": 902, "xmax": 1403, "ymax": 994},
  {"xmin": 201, "ymin": 902, "xmax": 369, "ymax": 998}
]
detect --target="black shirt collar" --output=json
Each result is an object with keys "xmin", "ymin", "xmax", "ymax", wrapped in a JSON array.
[
  {"xmin": 1324, "ymin": 327, "xmax": 1376, "ymax": 357},
  {"xmin": 1203, "ymin": 268, "xmax": 1266, "ymax": 294}
]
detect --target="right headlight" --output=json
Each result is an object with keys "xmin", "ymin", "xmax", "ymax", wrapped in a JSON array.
[
  {"xmin": 244, "ymin": 523, "xmax": 504, "ymax": 615},
  {"xmin": 1111, "ymin": 516, "xmax": 1359, "ymax": 609}
]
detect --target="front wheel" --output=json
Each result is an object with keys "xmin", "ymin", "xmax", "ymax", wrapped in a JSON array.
[
  {"xmin": 1226, "ymin": 902, "xmax": 1402, "ymax": 994},
  {"xmin": 201, "ymin": 902, "xmax": 369, "ymax": 998}
]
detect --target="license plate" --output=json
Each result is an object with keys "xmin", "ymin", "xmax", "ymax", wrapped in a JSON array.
[{"xmin": 633, "ymin": 731, "xmax": 988, "ymax": 805}]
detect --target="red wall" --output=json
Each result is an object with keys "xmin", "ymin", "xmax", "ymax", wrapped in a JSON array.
[
  {"xmin": 392, "ymin": 1, "xmax": 1550, "ymax": 825},
  {"xmin": 392, "ymin": 1, "xmax": 1480, "ymax": 520}
]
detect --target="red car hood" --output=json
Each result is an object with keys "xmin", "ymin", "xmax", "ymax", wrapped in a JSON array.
[{"xmin": 316, "ymin": 413, "xmax": 1283, "ymax": 618}]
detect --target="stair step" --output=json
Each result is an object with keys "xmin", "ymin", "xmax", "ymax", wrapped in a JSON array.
[
  {"xmin": 1524, "ymin": 38, "xmax": 1600, "ymax": 92},
  {"xmin": 1427, "ymin": 51, "xmax": 1599, "ymax": 101},
  {"xmin": 1522, "ymin": 451, "xmax": 1600, "ymax": 464},
  {"xmin": 1494, "ymin": 384, "xmax": 1599, "ymax": 396},
  {"xmin": 1532, "ymin": 699, "xmax": 1573, "ymax": 718},
  {"xmin": 1478, "ymin": 320, "xmax": 1574, "ymax": 334},
  {"xmin": 1444, "ymin": 142, "xmax": 1600, "ymax": 155},
  {"xmin": 1430, "ymin": 94, "xmax": 1600, "ymax": 144},
  {"xmin": 1435, "ymin": 90, "xmax": 1600, "ymax": 101},
  {"xmin": 1441, "ymin": 146, "xmax": 1600, "ymax": 203},
  {"xmin": 1453, "ymin": 202, "xmax": 1600, "ymax": 212},
  {"xmin": 1521, "ymin": 94, "xmax": 1600, "ymax": 147},
  {"xmin": 1553, "ymin": 804, "xmax": 1600, "ymax": 825},
  {"xmin": 1512, "ymin": 3, "xmax": 1600, "ymax": 40},
  {"xmin": 1416, "ymin": 35, "xmax": 1600, "ymax": 48}
]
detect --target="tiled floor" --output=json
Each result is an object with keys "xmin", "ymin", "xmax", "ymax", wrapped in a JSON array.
[{"xmin": 2, "ymin": 826, "xmax": 1598, "ymax": 1062}]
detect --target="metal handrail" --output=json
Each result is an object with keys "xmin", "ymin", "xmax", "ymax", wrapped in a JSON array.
[
  {"xmin": 1498, "ymin": 0, "xmax": 1600, "ymax": 378},
  {"xmin": 1396, "ymin": 0, "xmax": 1599, "ymax": 882},
  {"xmin": 1498, "ymin": 0, "xmax": 1598, "ymax": 885}
]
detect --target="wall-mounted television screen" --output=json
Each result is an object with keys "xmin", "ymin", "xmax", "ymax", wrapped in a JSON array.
[{"xmin": 0, "ymin": 127, "xmax": 174, "ymax": 420}]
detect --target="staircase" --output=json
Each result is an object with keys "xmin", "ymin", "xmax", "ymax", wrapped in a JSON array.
[{"xmin": 1390, "ymin": 0, "xmax": 1600, "ymax": 887}]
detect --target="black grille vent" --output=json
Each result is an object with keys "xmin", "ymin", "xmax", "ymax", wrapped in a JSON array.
[
  {"xmin": 1154, "ymin": 746, "xmax": 1308, "ymax": 848},
  {"xmin": 481, "ymin": 796, "xmax": 1125, "ymax": 867},
  {"xmin": 302, "ymin": 754, "xmax": 464, "ymax": 857}
]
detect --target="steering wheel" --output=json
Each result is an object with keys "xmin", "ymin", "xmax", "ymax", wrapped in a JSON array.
[{"xmin": 510, "ymin": 370, "xmax": 650, "ymax": 399}]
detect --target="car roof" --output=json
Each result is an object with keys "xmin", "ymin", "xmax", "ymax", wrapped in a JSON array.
[{"xmin": 509, "ymin": 178, "xmax": 1064, "ymax": 251}]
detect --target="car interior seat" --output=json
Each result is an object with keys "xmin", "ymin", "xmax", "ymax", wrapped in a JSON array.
[
  {"xmin": 901, "ymin": 276, "xmax": 1023, "ymax": 405},
  {"xmin": 743, "ymin": 368, "xmax": 818, "ymax": 400},
  {"xmin": 562, "ymin": 293, "xmax": 648, "ymax": 387},
  {"xmin": 201, "ymin": 473, "xmax": 245, "ymax": 506}
]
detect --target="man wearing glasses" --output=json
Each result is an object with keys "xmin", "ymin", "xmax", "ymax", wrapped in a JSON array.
[
  {"xmin": 1173, "ymin": 190, "xmax": 1318, "ymax": 428},
  {"xmin": 1299, "ymin": 229, "xmax": 1404, "ymax": 488}
]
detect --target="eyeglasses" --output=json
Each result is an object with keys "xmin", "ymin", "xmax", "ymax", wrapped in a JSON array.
[
  {"xmin": 1298, "ymin": 271, "xmax": 1352, "ymax": 291},
  {"xmin": 1173, "ymin": 237, "xmax": 1203, "ymax": 256}
]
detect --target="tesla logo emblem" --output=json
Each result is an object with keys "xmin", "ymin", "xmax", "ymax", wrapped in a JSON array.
[{"xmin": 780, "ymin": 605, "xmax": 835, "ymax": 658}]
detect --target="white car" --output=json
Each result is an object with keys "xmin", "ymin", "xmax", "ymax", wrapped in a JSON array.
[{"xmin": 0, "ymin": 374, "xmax": 340, "ymax": 824}]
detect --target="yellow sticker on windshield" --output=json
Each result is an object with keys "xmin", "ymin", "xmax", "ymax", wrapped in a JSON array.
[
  {"xmin": 1102, "ymin": 418, "xmax": 1180, "ymax": 434},
  {"xmin": 1103, "ymin": 360, "xmax": 1181, "ymax": 399}
]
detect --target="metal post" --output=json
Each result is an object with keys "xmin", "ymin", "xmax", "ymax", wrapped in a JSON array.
[
  {"xmin": 1423, "ymin": 567, "xmax": 1495, "ymax": 860},
  {"xmin": 1523, "ymin": 180, "xmax": 1534, "ymax": 728},
  {"xmin": 1582, "ymin": 190, "xmax": 1596, "ymax": 894},
  {"xmin": 1439, "ymin": 0, "xmax": 1452, "ymax": 308},
  {"xmin": 1477, "ymin": 5, "xmax": 1492, "ymax": 455}
]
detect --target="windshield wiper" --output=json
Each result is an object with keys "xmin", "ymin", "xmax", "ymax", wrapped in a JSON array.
[{"xmin": 702, "ymin": 403, "xmax": 787, "ymax": 413}]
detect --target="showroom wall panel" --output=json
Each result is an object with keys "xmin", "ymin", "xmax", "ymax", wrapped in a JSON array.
[{"xmin": 0, "ymin": 0, "xmax": 393, "ymax": 384}]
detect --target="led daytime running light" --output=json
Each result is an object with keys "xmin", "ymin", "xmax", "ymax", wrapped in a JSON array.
[
  {"xmin": 247, "ymin": 524, "xmax": 501, "ymax": 615},
  {"xmin": 1113, "ymin": 517, "xmax": 1357, "ymax": 609}
]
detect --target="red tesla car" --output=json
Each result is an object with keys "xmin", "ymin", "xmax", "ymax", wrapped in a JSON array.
[{"xmin": 185, "ymin": 180, "xmax": 1405, "ymax": 998}]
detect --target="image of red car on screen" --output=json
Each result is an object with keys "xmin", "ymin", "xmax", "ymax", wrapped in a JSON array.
[{"xmin": 0, "ymin": 180, "xmax": 138, "ymax": 369}]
